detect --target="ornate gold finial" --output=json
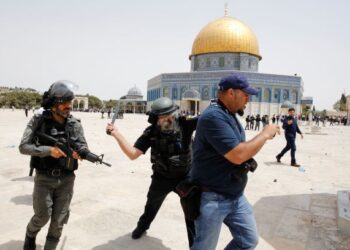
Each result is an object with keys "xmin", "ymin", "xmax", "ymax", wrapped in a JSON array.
[{"xmin": 224, "ymin": 3, "xmax": 228, "ymax": 16}]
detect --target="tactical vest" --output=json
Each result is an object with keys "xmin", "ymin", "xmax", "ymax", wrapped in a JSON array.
[
  {"xmin": 30, "ymin": 113, "xmax": 79, "ymax": 171},
  {"xmin": 148, "ymin": 125, "xmax": 192, "ymax": 178}
]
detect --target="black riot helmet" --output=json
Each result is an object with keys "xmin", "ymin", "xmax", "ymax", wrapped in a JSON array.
[
  {"xmin": 41, "ymin": 80, "xmax": 76, "ymax": 109},
  {"xmin": 147, "ymin": 97, "xmax": 178, "ymax": 124}
]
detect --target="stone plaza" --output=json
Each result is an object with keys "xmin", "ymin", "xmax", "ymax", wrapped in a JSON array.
[{"xmin": 0, "ymin": 110, "xmax": 350, "ymax": 249}]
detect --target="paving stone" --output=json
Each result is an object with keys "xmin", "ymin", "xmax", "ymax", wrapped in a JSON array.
[
  {"xmin": 311, "ymin": 215, "xmax": 337, "ymax": 229},
  {"xmin": 269, "ymin": 237, "xmax": 305, "ymax": 250},
  {"xmin": 306, "ymin": 238, "xmax": 324, "ymax": 250},
  {"xmin": 274, "ymin": 208, "xmax": 311, "ymax": 243},
  {"xmin": 337, "ymin": 190, "xmax": 350, "ymax": 235},
  {"xmin": 287, "ymin": 194, "xmax": 311, "ymax": 211},
  {"xmin": 311, "ymin": 194, "xmax": 337, "ymax": 208},
  {"xmin": 1, "ymin": 111, "xmax": 350, "ymax": 250},
  {"xmin": 311, "ymin": 205, "xmax": 337, "ymax": 219}
]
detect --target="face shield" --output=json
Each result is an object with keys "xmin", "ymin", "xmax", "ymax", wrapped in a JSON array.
[
  {"xmin": 157, "ymin": 110, "xmax": 179, "ymax": 133},
  {"xmin": 50, "ymin": 80, "xmax": 79, "ymax": 118}
]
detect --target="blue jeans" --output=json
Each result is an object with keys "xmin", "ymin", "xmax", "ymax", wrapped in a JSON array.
[{"xmin": 191, "ymin": 192, "xmax": 258, "ymax": 250}]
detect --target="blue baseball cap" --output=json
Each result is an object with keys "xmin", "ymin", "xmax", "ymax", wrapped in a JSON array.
[{"xmin": 218, "ymin": 74, "xmax": 259, "ymax": 96}]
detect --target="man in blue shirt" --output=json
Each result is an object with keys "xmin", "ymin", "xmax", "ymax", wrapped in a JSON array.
[
  {"xmin": 190, "ymin": 74, "xmax": 280, "ymax": 250},
  {"xmin": 276, "ymin": 108, "xmax": 303, "ymax": 167}
]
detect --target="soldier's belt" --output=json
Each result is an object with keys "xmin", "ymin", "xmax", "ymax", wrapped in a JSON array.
[{"xmin": 36, "ymin": 168, "xmax": 74, "ymax": 177}]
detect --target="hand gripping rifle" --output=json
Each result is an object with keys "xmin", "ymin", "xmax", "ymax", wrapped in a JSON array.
[{"xmin": 36, "ymin": 131, "xmax": 112, "ymax": 167}]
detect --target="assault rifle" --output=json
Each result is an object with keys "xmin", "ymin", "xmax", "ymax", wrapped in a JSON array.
[{"xmin": 36, "ymin": 131, "xmax": 111, "ymax": 167}]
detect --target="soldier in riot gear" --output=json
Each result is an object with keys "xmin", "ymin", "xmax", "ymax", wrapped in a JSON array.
[
  {"xmin": 19, "ymin": 80, "xmax": 88, "ymax": 250},
  {"xmin": 106, "ymin": 97, "xmax": 197, "ymax": 247}
]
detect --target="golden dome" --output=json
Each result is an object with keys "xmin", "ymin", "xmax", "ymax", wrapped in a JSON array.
[{"xmin": 191, "ymin": 16, "xmax": 261, "ymax": 60}]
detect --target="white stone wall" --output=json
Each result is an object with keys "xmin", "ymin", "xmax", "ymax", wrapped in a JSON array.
[
  {"xmin": 73, "ymin": 96, "xmax": 89, "ymax": 110},
  {"xmin": 149, "ymin": 100, "xmax": 301, "ymax": 118},
  {"xmin": 196, "ymin": 101, "xmax": 301, "ymax": 116},
  {"xmin": 245, "ymin": 102, "xmax": 301, "ymax": 116}
]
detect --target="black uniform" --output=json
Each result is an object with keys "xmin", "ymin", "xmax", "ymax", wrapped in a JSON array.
[{"xmin": 133, "ymin": 116, "xmax": 198, "ymax": 246}]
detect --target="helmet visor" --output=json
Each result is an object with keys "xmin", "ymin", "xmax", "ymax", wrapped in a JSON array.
[{"xmin": 157, "ymin": 110, "xmax": 178, "ymax": 133}]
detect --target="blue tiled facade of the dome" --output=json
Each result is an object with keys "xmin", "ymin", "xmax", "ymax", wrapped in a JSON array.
[{"xmin": 147, "ymin": 70, "xmax": 302, "ymax": 105}]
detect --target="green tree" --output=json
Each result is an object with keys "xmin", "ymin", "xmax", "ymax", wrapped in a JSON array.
[
  {"xmin": 302, "ymin": 105, "xmax": 310, "ymax": 116},
  {"xmin": 73, "ymin": 99, "xmax": 79, "ymax": 109},
  {"xmin": 0, "ymin": 96, "xmax": 5, "ymax": 107},
  {"xmin": 340, "ymin": 93, "xmax": 347, "ymax": 111},
  {"xmin": 104, "ymin": 99, "xmax": 117, "ymax": 109},
  {"xmin": 333, "ymin": 93, "xmax": 347, "ymax": 111},
  {"xmin": 0, "ymin": 91, "xmax": 42, "ymax": 108},
  {"xmin": 79, "ymin": 100, "xmax": 85, "ymax": 109},
  {"xmin": 88, "ymin": 95, "xmax": 103, "ymax": 109}
]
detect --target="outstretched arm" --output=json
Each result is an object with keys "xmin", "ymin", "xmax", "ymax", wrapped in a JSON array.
[{"xmin": 106, "ymin": 123, "xmax": 143, "ymax": 160}]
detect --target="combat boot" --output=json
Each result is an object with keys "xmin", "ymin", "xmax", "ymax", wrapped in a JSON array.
[
  {"xmin": 44, "ymin": 236, "xmax": 59, "ymax": 250},
  {"xmin": 23, "ymin": 235, "xmax": 36, "ymax": 250}
]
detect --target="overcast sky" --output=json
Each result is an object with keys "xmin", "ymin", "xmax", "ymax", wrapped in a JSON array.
[{"xmin": 0, "ymin": 0, "xmax": 349, "ymax": 110}]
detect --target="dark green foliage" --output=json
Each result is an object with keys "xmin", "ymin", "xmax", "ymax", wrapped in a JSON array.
[
  {"xmin": 0, "ymin": 91, "xmax": 42, "ymax": 108},
  {"xmin": 87, "ymin": 95, "xmax": 103, "ymax": 109},
  {"xmin": 333, "ymin": 93, "xmax": 347, "ymax": 111}
]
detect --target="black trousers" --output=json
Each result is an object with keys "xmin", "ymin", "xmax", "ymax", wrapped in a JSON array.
[
  {"xmin": 254, "ymin": 122, "xmax": 260, "ymax": 130},
  {"xmin": 277, "ymin": 135, "xmax": 297, "ymax": 163},
  {"xmin": 137, "ymin": 172, "xmax": 195, "ymax": 247}
]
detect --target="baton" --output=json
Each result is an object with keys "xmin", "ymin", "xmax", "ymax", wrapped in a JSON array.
[
  {"xmin": 107, "ymin": 105, "xmax": 119, "ymax": 135},
  {"xmin": 111, "ymin": 106, "xmax": 120, "ymax": 125}
]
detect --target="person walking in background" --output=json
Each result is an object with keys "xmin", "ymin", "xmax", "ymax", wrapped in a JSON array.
[
  {"xmin": 245, "ymin": 115, "xmax": 250, "ymax": 130},
  {"xmin": 255, "ymin": 114, "xmax": 261, "ymax": 130},
  {"xmin": 276, "ymin": 108, "xmax": 303, "ymax": 167}
]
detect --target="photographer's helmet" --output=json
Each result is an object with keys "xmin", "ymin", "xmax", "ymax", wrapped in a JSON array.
[{"xmin": 41, "ymin": 80, "xmax": 76, "ymax": 109}]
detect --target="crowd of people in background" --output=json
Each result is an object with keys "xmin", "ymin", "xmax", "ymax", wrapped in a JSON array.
[
  {"xmin": 312, "ymin": 115, "xmax": 348, "ymax": 126},
  {"xmin": 3, "ymin": 105, "xmax": 349, "ymax": 127},
  {"xmin": 245, "ymin": 114, "xmax": 348, "ymax": 131},
  {"xmin": 245, "ymin": 114, "xmax": 276, "ymax": 131},
  {"xmin": 179, "ymin": 110, "xmax": 200, "ymax": 117},
  {"xmin": 100, "ymin": 108, "xmax": 124, "ymax": 119}
]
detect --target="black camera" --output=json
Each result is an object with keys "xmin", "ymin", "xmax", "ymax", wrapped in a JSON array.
[{"xmin": 243, "ymin": 158, "xmax": 258, "ymax": 173}]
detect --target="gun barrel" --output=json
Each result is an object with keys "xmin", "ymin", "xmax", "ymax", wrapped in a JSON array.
[
  {"xmin": 78, "ymin": 150, "xmax": 111, "ymax": 167},
  {"xmin": 102, "ymin": 161, "xmax": 112, "ymax": 167}
]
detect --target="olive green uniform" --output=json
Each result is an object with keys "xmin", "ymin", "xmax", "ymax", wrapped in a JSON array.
[{"xmin": 19, "ymin": 112, "xmax": 87, "ymax": 250}]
